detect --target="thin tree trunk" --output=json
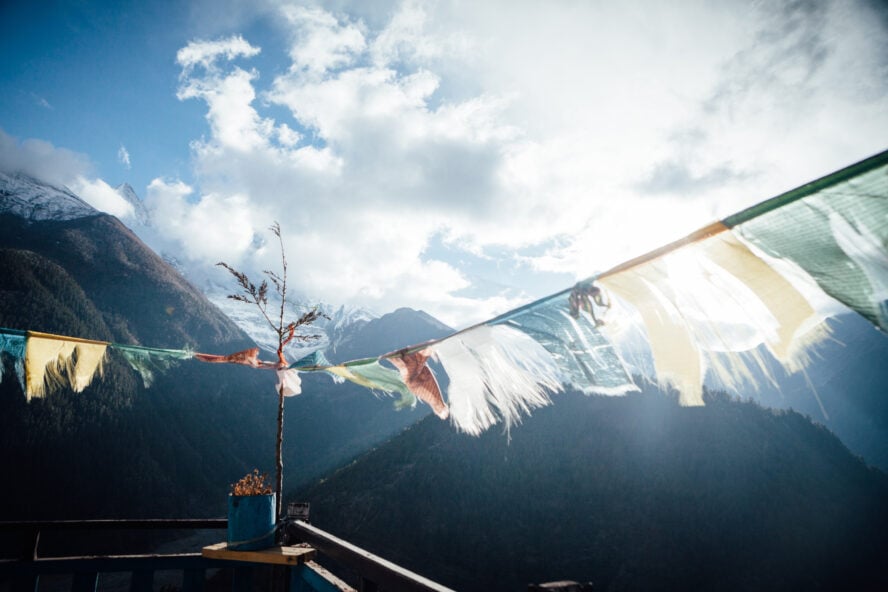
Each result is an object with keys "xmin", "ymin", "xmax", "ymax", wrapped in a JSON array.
[{"xmin": 276, "ymin": 387, "xmax": 284, "ymax": 520}]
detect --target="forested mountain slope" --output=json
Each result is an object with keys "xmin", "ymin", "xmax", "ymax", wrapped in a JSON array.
[
  {"xmin": 300, "ymin": 388, "xmax": 888, "ymax": 592},
  {"xmin": 0, "ymin": 206, "xmax": 447, "ymax": 519}
]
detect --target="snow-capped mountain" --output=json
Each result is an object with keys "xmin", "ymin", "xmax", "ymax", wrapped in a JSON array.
[
  {"xmin": 322, "ymin": 303, "xmax": 376, "ymax": 355},
  {"xmin": 202, "ymin": 274, "xmax": 377, "ymax": 359},
  {"xmin": 0, "ymin": 171, "xmax": 98, "ymax": 221},
  {"xmin": 202, "ymin": 277, "xmax": 299, "ymax": 354},
  {"xmin": 0, "ymin": 174, "xmax": 438, "ymax": 519},
  {"xmin": 115, "ymin": 182, "xmax": 151, "ymax": 226},
  {"xmin": 0, "ymin": 171, "xmax": 382, "ymax": 357}
]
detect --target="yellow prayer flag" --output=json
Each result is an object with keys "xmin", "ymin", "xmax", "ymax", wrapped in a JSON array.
[{"xmin": 24, "ymin": 332, "xmax": 107, "ymax": 400}]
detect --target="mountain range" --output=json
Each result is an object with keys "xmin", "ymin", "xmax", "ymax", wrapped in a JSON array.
[
  {"xmin": 0, "ymin": 170, "xmax": 380, "ymax": 357},
  {"xmin": 0, "ymin": 171, "xmax": 450, "ymax": 519}
]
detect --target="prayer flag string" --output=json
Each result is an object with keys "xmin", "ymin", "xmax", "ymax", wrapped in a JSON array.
[{"xmin": 1, "ymin": 149, "xmax": 886, "ymax": 434}]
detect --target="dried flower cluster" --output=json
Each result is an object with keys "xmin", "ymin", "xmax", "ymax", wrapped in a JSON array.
[{"xmin": 230, "ymin": 469, "xmax": 272, "ymax": 496}]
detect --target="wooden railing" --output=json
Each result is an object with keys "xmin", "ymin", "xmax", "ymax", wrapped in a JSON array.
[
  {"xmin": 284, "ymin": 521, "xmax": 454, "ymax": 592},
  {"xmin": 0, "ymin": 519, "xmax": 456, "ymax": 592}
]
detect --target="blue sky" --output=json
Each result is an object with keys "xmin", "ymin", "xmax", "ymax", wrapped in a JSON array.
[
  {"xmin": 2, "ymin": 0, "xmax": 887, "ymax": 327},
  {"xmin": 1, "ymin": 0, "xmax": 251, "ymax": 190}
]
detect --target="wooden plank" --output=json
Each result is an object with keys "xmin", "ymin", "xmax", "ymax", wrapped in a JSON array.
[
  {"xmin": 292, "ymin": 562, "xmax": 355, "ymax": 592},
  {"xmin": 285, "ymin": 522, "xmax": 455, "ymax": 592},
  {"xmin": 202, "ymin": 543, "xmax": 316, "ymax": 566}
]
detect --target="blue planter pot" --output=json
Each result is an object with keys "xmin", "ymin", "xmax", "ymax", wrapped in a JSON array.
[{"xmin": 227, "ymin": 493, "xmax": 276, "ymax": 551}]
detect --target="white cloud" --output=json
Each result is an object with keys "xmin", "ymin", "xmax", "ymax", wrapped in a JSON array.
[
  {"xmin": 280, "ymin": 5, "xmax": 367, "ymax": 74},
  {"xmin": 276, "ymin": 123, "xmax": 302, "ymax": 147},
  {"xmin": 369, "ymin": 0, "xmax": 462, "ymax": 66},
  {"xmin": 176, "ymin": 35, "xmax": 261, "ymax": 74},
  {"xmin": 145, "ymin": 178, "xmax": 262, "ymax": 263},
  {"xmin": 176, "ymin": 36, "xmax": 273, "ymax": 153},
  {"xmin": 154, "ymin": 0, "xmax": 887, "ymax": 327},
  {"xmin": 0, "ymin": 129, "xmax": 92, "ymax": 186},
  {"xmin": 0, "ymin": 130, "xmax": 146, "ymax": 222},
  {"xmin": 118, "ymin": 145, "xmax": 131, "ymax": 169},
  {"xmin": 163, "ymin": 6, "xmax": 535, "ymax": 324},
  {"xmin": 0, "ymin": 130, "xmax": 144, "ymax": 221},
  {"xmin": 433, "ymin": 0, "xmax": 888, "ymax": 282},
  {"xmin": 70, "ymin": 176, "xmax": 135, "ymax": 219},
  {"xmin": 31, "ymin": 93, "xmax": 53, "ymax": 110},
  {"xmin": 178, "ymin": 65, "xmax": 273, "ymax": 151}
]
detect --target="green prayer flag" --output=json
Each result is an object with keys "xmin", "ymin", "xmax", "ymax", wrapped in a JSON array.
[
  {"xmin": 114, "ymin": 344, "xmax": 193, "ymax": 388},
  {"xmin": 345, "ymin": 359, "xmax": 416, "ymax": 409},
  {"xmin": 0, "ymin": 328, "xmax": 26, "ymax": 392},
  {"xmin": 735, "ymin": 161, "xmax": 888, "ymax": 330},
  {"xmin": 291, "ymin": 350, "xmax": 333, "ymax": 368}
]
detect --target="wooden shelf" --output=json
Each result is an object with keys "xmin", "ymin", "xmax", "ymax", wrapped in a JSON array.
[{"xmin": 202, "ymin": 542, "xmax": 316, "ymax": 566}]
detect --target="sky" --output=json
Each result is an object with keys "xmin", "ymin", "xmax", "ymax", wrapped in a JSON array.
[{"xmin": 1, "ymin": 0, "xmax": 887, "ymax": 328}]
